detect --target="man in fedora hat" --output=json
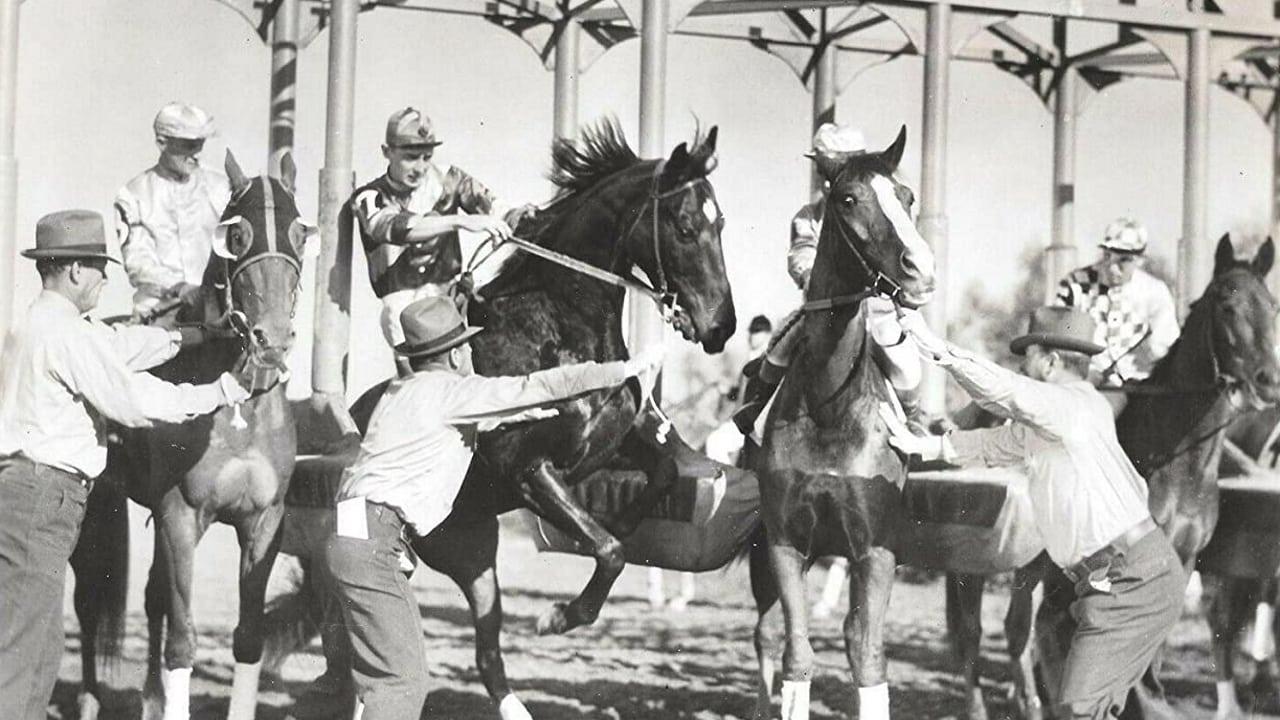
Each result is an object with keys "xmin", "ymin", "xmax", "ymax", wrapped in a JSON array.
[
  {"xmin": 0, "ymin": 210, "xmax": 250, "ymax": 720},
  {"xmin": 732, "ymin": 123, "xmax": 925, "ymax": 437},
  {"xmin": 324, "ymin": 296, "xmax": 663, "ymax": 720},
  {"xmin": 351, "ymin": 107, "xmax": 539, "ymax": 354},
  {"xmin": 114, "ymin": 102, "xmax": 232, "ymax": 319},
  {"xmin": 880, "ymin": 306, "xmax": 1184, "ymax": 719},
  {"xmin": 1054, "ymin": 217, "xmax": 1178, "ymax": 387}
]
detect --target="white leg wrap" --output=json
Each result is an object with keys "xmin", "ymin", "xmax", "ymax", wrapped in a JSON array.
[
  {"xmin": 820, "ymin": 560, "xmax": 848, "ymax": 609},
  {"xmin": 351, "ymin": 697, "xmax": 365, "ymax": 720},
  {"xmin": 1249, "ymin": 602, "xmax": 1276, "ymax": 661},
  {"xmin": 161, "ymin": 667, "xmax": 192, "ymax": 720},
  {"xmin": 858, "ymin": 683, "xmax": 890, "ymax": 720},
  {"xmin": 1215, "ymin": 680, "xmax": 1238, "ymax": 720},
  {"xmin": 227, "ymin": 661, "xmax": 262, "ymax": 720},
  {"xmin": 780, "ymin": 680, "xmax": 810, "ymax": 720},
  {"xmin": 647, "ymin": 567, "xmax": 666, "ymax": 609},
  {"xmin": 1184, "ymin": 571, "xmax": 1203, "ymax": 614},
  {"xmin": 498, "ymin": 693, "xmax": 534, "ymax": 720}
]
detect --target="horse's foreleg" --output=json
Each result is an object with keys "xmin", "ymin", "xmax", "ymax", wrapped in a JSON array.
[
  {"xmin": 415, "ymin": 516, "xmax": 532, "ymax": 720},
  {"xmin": 766, "ymin": 540, "xmax": 813, "ymax": 720},
  {"xmin": 945, "ymin": 573, "xmax": 988, "ymax": 720},
  {"xmin": 844, "ymin": 547, "xmax": 896, "ymax": 720},
  {"xmin": 1006, "ymin": 557, "xmax": 1047, "ymax": 720},
  {"xmin": 228, "ymin": 506, "xmax": 286, "ymax": 720},
  {"xmin": 142, "ymin": 531, "xmax": 169, "ymax": 720},
  {"xmin": 749, "ymin": 534, "xmax": 782, "ymax": 720},
  {"xmin": 1205, "ymin": 574, "xmax": 1249, "ymax": 720},
  {"xmin": 154, "ymin": 503, "xmax": 205, "ymax": 720},
  {"xmin": 520, "ymin": 459, "xmax": 626, "ymax": 635}
]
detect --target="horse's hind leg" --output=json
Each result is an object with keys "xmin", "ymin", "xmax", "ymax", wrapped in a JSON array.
[
  {"xmin": 1006, "ymin": 557, "xmax": 1047, "ymax": 720},
  {"xmin": 519, "ymin": 459, "xmax": 626, "ymax": 635},
  {"xmin": 415, "ymin": 515, "xmax": 532, "ymax": 720},
  {"xmin": 228, "ymin": 505, "xmax": 286, "ymax": 720},
  {"xmin": 844, "ymin": 547, "xmax": 896, "ymax": 720},
  {"xmin": 749, "ymin": 533, "xmax": 783, "ymax": 720},
  {"xmin": 945, "ymin": 572, "xmax": 989, "ymax": 720}
]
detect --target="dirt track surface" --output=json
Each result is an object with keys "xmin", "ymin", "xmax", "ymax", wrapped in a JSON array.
[{"xmin": 49, "ymin": 509, "xmax": 1280, "ymax": 719}]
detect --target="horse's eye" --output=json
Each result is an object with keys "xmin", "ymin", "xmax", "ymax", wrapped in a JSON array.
[{"xmin": 841, "ymin": 195, "xmax": 856, "ymax": 207}]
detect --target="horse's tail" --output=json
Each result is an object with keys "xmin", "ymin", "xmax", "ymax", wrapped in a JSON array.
[{"xmin": 70, "ymin": 479, "xmax": 130, "ymax": 665}]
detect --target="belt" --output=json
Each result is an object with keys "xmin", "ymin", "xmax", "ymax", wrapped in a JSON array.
[
  {"xmin": 0, "ymin": 453, "xmax": 92, "ymax": 490},
  {"xmin": 1062, "ymin": 516, "xmax": 1159, "ymax": 587}
]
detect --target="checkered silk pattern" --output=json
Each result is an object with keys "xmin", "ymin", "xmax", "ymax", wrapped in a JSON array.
[{"xmin": 1055, "ymin": 266, "xmax": 1171, "ymax": 385}]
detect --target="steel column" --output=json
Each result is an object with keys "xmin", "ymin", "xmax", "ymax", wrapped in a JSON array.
[
  {"xmin": 1046, "ymin": 65, "xmax": 1078, "ymax": 303},
  {"xmin": 268, "ymin": 0, "xmax": 300, "ymax": 171},
  {"xmin": 553, "ymin": 19, "xmax": 581, "ymax": 140},
  {"xmin": 628, "ymin": 0, "xmax": 668, "ymax": 356},
  {"xmin": 0, "ymin": 0, "xmax": 17, "ymax": 333},
  {"xmin": 1179, "ymin": 26, "xmax": 1209, "ymax": 313},
  {"xmin": 919, "ymin": 2, "xmax": 951, "ymax": 414},
  {"xmin": 811, "ymin": 31, "xmax": 836, "ymax": 196},
  {"xmin": 312, "ymin": 0, "xmax": 357, "ymax": 418}
]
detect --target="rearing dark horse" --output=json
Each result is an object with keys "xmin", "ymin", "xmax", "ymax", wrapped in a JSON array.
[
  {"xmin": 347, "ymin": 118, "xmax": 735, "ymax": 717},
  {"xmin": 70, "ymin": 151, "xmax": 312, "ymax": 720},
  {"xmin": 746, "ymin": 128, "xmax": 937, "ymax": 720}
]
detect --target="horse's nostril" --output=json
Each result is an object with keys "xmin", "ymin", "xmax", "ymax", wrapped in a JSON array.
[
  {"xmin": 1258, "ymin": 369, "xmax": 1280, "ymax": 387},
  {"xmin": 900, "ymin": 252, "xmax": 919, "ymax": 276}
]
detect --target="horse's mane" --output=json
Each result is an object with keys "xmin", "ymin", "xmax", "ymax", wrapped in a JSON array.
[{"xmin": 548, "ymin": 117, "xmax": 640, "ymax": 198}]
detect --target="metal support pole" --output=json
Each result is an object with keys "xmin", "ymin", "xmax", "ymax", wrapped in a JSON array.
[
  {"xmin": 311, "ymin": 0, "xmax": 358, "ymax": 432},
  {"xmin": 1179, "ymin": 26, "xmax": 1210, "ymax": 314},
  {"xmin": 0, "ymin": 0, "xmax": 17, "ymax": 333},
  {"xmin": 919, "ymin": 2, "xmax": 951, "ymax": 414},
  {"xmin": 268, "ymin": 0, "xmax": 300, "ymax": 171},
  {"xmin": 628, "ymin": 0, "xmax": 668, "ymax": 360},
  {"xmin": 553, "ymin": 19, "xmax": 580, "ymax": 140},
  {"xmin": 810, "ymin": 32, "xmax": 836, "ymax": 197},
  {"xmin": 1046, "ymin": 64, "xmax": 1078, "ymax": 303}
]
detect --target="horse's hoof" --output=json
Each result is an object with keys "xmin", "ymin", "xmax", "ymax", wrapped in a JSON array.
[
  {"xmin": 536, "ymin": 603, "xmax": 571, "ymax": 635},
  {"xmin": 668, "ymin": 596, "xmax": 691, "ymax": 613},
  {"xmin": 498, "ymin": 693, "xmax": 534, "ymax": 720},
  {"xmin": 1214, "ymin": 703, "xmax": 1246, "ymax": 720},
  {"xmin": 965, "ymin": 689, "xmax": 989, "ymax": 720},
  {"xmin": 78, "ymin": 692, "xmax": 101, "ymax": 720}
]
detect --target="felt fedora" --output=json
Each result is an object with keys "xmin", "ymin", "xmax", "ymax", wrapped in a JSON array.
[
  {"xmin": 394, "ymin": 296, "xmax": 483, "ymax": 358},
  {"xmin": 1009, "ymin": 306, "xmax": 1105, "ymax": 357},
  {"xmin": 22, "ymin": 210, "xmax": 118, "ymax": 264}
]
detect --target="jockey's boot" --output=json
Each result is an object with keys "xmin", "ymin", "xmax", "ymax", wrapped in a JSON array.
[{"xmin": 732, "ymin": 359, "xmax": 787, "ymax": 435}]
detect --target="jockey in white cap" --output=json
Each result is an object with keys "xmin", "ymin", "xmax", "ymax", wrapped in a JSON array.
[
  {"xmin": 733, "ymin": 123, "xmax": 926, "ymax": 434},
  {"xmin": 1053, "ymin": 217, "xmax": 1178, "ymax": 387},
  {"xmin": 114, "ymin": 102, "xmax": 231, "ymax": 318}
]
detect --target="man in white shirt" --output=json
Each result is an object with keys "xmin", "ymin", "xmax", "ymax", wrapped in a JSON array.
[
  {"xmin": 323, "ymin": 296, "xmax": 662, "ymax": 720},
  {"xmin": 0, "ymin": 210, "xmax": 249, "ymax": 720},
  {"xmin": 881, "ymin": 306, "xmax": 1185, "ymax": 719},
  {"xmin": 114, "ymin": 102, "xmax": 232, "ymax": 319}
]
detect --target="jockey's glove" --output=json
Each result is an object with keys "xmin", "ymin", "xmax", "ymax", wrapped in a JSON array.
[{"xmin": 217, "ymin": 372, "xmax": 252, "ymax": 405}]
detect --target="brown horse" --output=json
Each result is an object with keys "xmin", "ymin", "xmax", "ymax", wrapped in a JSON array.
[
  {"xmin": 332, "ymin": 119, "xmax": 734, "ymax": 717},
  {"xmin": 70, "ymin": 151, "xmax": 311, "ymax": 720},
  {"xmin": 745, "ymin": 127, "xmax": 937, "ymax": 720},
  {"xmin": 942, "ymin": 234, "xmax": 1280, "ymax": 720}
]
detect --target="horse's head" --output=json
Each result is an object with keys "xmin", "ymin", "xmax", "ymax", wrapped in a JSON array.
[
  {"xmin": 1195, "ymin": 234, "xmax": 1280, "ymax": 408},
  {"xmin": 628, "ymin": 127, "xmax": 736, "ymax": 353},
  {"xmin": 812, "ymin": 126, "xmax": 936, "ymax": 308},
  {"xmin": 209, "ymin": 150, "xmax": 314, "ymax": 372}
]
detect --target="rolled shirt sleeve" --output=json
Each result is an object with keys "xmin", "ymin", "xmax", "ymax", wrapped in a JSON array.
[
  {"xmin": 51, "ymin": 324, "xmax": 222, "ymax": 428},
  {"xmin": 444, "ymin": 361, "xmax": 629, "ymax": 424}
]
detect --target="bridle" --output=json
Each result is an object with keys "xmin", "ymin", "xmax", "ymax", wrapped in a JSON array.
[
  {"xmin": 801, "ymin": 169, "xmax": 908, "ymax": 314},
  {"xmin": 213, "ymin": 179, "xmax": 303, "ymax": 346},
  {"xmin": 614, "ymin": 159, "xmax": 724, "ymax": 320}
]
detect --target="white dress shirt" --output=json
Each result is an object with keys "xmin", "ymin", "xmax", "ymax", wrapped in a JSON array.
[
  {"xmin": 940, "ymin": 348, "xmax": 1150, "ymax": 567},
  {"xmin": 0, "ymin": 291, "xmax": 224, "ymax": 477},
  {"xmin": 338, "ymin": 360, "xmax": 628, "ymax": 537}
]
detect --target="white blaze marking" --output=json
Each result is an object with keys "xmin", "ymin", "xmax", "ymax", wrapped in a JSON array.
[
  {"xmin": 702, "ymin": 197, "xmax": 718, "ymax": 224},
  {"xmin": 869, "ymin": 174, "xmax": 934, "ymax": 277}
]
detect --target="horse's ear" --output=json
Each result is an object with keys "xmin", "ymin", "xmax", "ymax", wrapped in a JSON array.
[
  {"xmin": 881, "ymin": 125, "xmax": 907, "ymax": 173},
  {"xmin": 1214, "ymin": 233, "xmax": 1237, "ymax": 276},
  {"xmin": 1254, "ymin": 237, "xmax": 1275, "ymax": 278},
  {"xmin": 811, "ymin": 152, "xmax": 847, "ymax": 185},
  {"xmin": 664, "ymin": 142, "xmax": 691, "ymax": 180},
  {"xmin": 277, "ymin": 152, "xmax": 298, "ymax": 196},
  {"xmin": 225, "ymin": 150, "xmax": 251, "ymax": 196}
]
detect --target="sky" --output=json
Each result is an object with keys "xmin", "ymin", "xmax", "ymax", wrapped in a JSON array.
[{"xmin": 12, "ymin": 0, "xmax": 1278, "ymax": 403}]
